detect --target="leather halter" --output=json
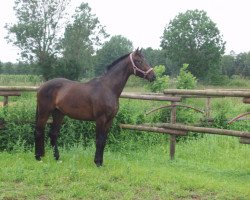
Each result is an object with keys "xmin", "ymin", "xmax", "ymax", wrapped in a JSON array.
[{"xmin": 129, "ymin": 53, "xmax": 153, "ymax": 78}]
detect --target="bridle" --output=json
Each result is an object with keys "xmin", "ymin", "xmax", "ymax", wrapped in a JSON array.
[{"xmin": 129, "ymin": 53, "xmax": 153, "ymax": 78}]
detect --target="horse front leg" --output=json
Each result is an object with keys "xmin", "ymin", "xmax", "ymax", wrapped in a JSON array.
[{"xmin": 94, "ymin": 118, "xmax": 112, "ymax": 167}]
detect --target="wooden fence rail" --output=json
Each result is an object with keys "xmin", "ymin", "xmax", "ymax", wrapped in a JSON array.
[{"xmin": 163, "ymin": 89, "xmax": 250, "ymax": 97}]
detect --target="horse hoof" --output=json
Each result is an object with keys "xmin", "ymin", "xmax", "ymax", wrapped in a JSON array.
[
  {"xmin": 35, "ymin": 155, "xmax": 41, "ymax": 161},
  {"xmin": 95, "ymin": 162, "xmax": 103, "ymax": 167},
  {"xmin": 54, "ymin": 156, "xmax": 60, "ymax": 161}
]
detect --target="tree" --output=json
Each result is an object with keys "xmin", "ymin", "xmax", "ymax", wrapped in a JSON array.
[
  {"xmin": 51, "ymin": 58, "xmax": 81, "ymax": 80},
  {"xmin": 94, "ymin": 35, "xmax": 133, "ymax": 76},
  {"xmin": 246, "ymin": 52, "xmax": 250, "ymax": 77},
  {"xmin": 3, "ymin": 62, "xmax": 15, "ymax": 74},
  {"xmin": 61, "ymin": 2, "xmax": 108, "ymax": 78},
  {"xmin": 5, "ymin": 0, "xmax": 70, "ymax": 80},
  {"xmin": 235, "ymin": 52, "xmax": 250, "ymax": 77},
  {"xmin": 142, "ymin": 48, "xmax": 166, "ymax": 68},
  {"xmin": 221, "ymin": 55, "xmax": 235, "ymax": 77},
  {"xmin": 161, "ymin": 9, "xmax": 225, "ymax": 81},
  {"xmin": 0, "ymin": 61, "xmax": 2, "ymax": 74}
]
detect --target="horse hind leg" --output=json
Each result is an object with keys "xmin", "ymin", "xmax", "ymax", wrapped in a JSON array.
[
  {"xmin": 49, "ymin": 109, "xmax": 64, "ymax": 160},
  {"xmin": 35, "ymin": 111, "xmax": 50, "ymax": 161}
]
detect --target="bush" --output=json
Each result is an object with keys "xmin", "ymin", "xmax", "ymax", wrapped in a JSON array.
[
  {"xmin": 145, "ymin": 65, "xmax": 169, "ymax": 92},
  {"xmin": 176, "ymin": 64, "xmax": 197, "ymax": 89},
  {"xmin": 228, "ymin": 75, "xmax": 249, "ymax": 87},
  {"xmin": 205, "ymin": 73, "xmax": 230, "ymax": 86}
]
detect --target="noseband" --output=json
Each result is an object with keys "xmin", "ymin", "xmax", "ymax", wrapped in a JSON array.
[{"xmin": 129, "ymin": 53, "xmax": 153, "ymax": 78}]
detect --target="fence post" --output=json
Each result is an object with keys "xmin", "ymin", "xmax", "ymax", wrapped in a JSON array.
[
  {"xmin": 206, "ymin": 97, "xmax": 211, "ymax": 120},
  {"xmin": 170, "ymin": 100, "xmax": 177, "ymax": 160},
  {"xmin": 3, "ymin": 96, "xmax": 8, "ymax": 106}
]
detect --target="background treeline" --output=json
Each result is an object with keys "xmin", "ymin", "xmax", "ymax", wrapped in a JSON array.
[
  {"xmin": 2, "ymin": 1, "xmax": 250, "ymax": 85},
  {"xmin": 1, "ymin": 49, "xmax": 250, "ymax": 84}
]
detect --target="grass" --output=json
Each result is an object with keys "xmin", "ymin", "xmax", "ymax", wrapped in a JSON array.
[
  {"xmin": 0, "ymin": 135, "xmax": 249, "ymax": 200},
  {"xmin": 0, "ymin": 74, "xmax": 43, "ymax": 86}
]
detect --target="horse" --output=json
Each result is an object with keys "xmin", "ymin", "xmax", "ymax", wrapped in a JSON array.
[{"xmin": 34, "ymin": 48, "xmax": 156, "ymax": 166}]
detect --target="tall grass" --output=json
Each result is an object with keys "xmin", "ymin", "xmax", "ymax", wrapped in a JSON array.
[{"xmin": 0, "ymin": 74, "xmax": 43, "ymax": 86}]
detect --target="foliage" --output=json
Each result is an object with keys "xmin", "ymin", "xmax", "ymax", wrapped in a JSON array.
[
  {"xmin": 125, "ymin": 76, "xmax": 147, "ymax": 89},
  {"xmin": 212, "ymin": 101, "xmax": 230, "ymax": 129},
  {"xmin": 94, "ymin": 35, "xmax": 133, "ymax": 75},
  {"xmin": 0, "ymin": 61, "xmax": 35, "ymax": 75},
  {"xmin": 220, "ymin": 51, "xmax": 250, "ymax": 79},
  {"xmin": 176, "ymin": 64, "xmax": 197, "ymax": 89},
  {"xmin": 5, "ymin": 0, "xmax": 70, "ymax": 80},
  {"xmin": 37, "ymin": 53, "xmax": 57, "ymax": 80},
  {"xmin": 50, "ymin": 58, "xmax": 81, "ymax": 80},
  {"xmin": 228, "ymin": 75, "xmax": 250, "ymax": 87},
  {"xmin": 142, "ymin": 48, "xmax": 166, "ymax": 68},
  {"xmin": 0, "ymin": 74, "xmax": 43, "ymax": 86},
  {"xmin": 145, "ymin": 65, "xmax": 169, "ymax": 92},
  {"xmin": 234, "ymin": 52, "xmax": 250, "ymax": 77},
  {"xmin": 221, "ymin": 54, "xmax": 236, "ymax": 77},
  {"xmin": 161, "ymin": 9, "xmax": 225, "ymax": 81},
  {"xmin": 61, "ymin": 2, "xmax": 108, "ymax": 78},
  {"xmin": 205, "ymin": 74, "xmax": 230, "ymax": 86},
  {"xmin": 0, "ymin": 61, "xmax": 2, "ymax": 73}
]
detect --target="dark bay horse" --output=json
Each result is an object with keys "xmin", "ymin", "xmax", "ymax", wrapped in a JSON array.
[{"xmin": 34, "ymin": 49, "xmax": 156, "ymax": 166}]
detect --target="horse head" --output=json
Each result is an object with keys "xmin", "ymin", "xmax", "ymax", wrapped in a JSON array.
[{"xmin": 129, "ymin": 48, "xmax": 156, "ymax": 82}]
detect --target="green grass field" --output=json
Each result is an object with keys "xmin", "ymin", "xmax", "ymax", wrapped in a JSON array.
[{"xmin": 0, "ymin": 135, "xmax": 249, "ymax": 200}]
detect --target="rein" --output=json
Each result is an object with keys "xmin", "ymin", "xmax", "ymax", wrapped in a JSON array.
[{"xmin": 129, "ymin": 53, "xmax": 153, "ymax": 78}]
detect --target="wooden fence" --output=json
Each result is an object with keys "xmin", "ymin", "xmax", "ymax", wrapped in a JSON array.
[
  {"xmin": 0, "ymin": 86, "xmax": 250, "ymax": 159},
  {"xmin": 121, "ymin": 89, "xmax": 250, "ymax": 159}
]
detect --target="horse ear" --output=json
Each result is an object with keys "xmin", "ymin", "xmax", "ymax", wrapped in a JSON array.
[{"xmin": 135, "ymin": 47, "xmax": 141, "ymax": 55}]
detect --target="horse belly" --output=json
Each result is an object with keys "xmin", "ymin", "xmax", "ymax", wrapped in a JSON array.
[
  {"xmin": 74, "ymin": 108, "xmax": 95, "ymax": 120},
  {"xmin": 56, "ymin": 96, "xmax": 95, "ymax": 121}
]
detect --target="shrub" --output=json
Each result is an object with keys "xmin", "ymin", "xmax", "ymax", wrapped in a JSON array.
[
  {"xmin": 145, "ymin": 65, "xmax": 169, "ymax": 92},
  {"xmin": 205, "ymin": 73, "xmax": 230, "ymax": 86},
  {"xmin": 228, "ymin": 75, "xmax": 249, "ymax": 87},
  {"xmin": 176, "ymin": 64, "xmax": 197, "ymax": 89}
]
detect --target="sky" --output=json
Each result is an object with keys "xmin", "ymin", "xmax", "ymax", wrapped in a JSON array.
[{"xmin": 0, "ymin": 0, "xmax": 250, "ymax": 63}]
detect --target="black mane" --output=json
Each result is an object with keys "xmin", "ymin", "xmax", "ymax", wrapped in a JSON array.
[{"xmin": 105, "ymin": 53, "xmax": 131, "ymax": 71}]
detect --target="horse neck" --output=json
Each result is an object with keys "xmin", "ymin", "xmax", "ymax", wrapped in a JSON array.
[{"xmin": 103, "ymin": 59, "xmax": 131, "ymax": 97}]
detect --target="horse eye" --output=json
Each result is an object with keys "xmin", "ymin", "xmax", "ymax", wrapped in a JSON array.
[{"xmin": 136, "ymin": 60, "xmax": 143, "ymax": 64}]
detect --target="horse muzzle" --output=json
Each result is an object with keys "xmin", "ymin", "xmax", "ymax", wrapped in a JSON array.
[{"xmin": 148, "ymin": 73, "xmax": 156, "ymax": 82}]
